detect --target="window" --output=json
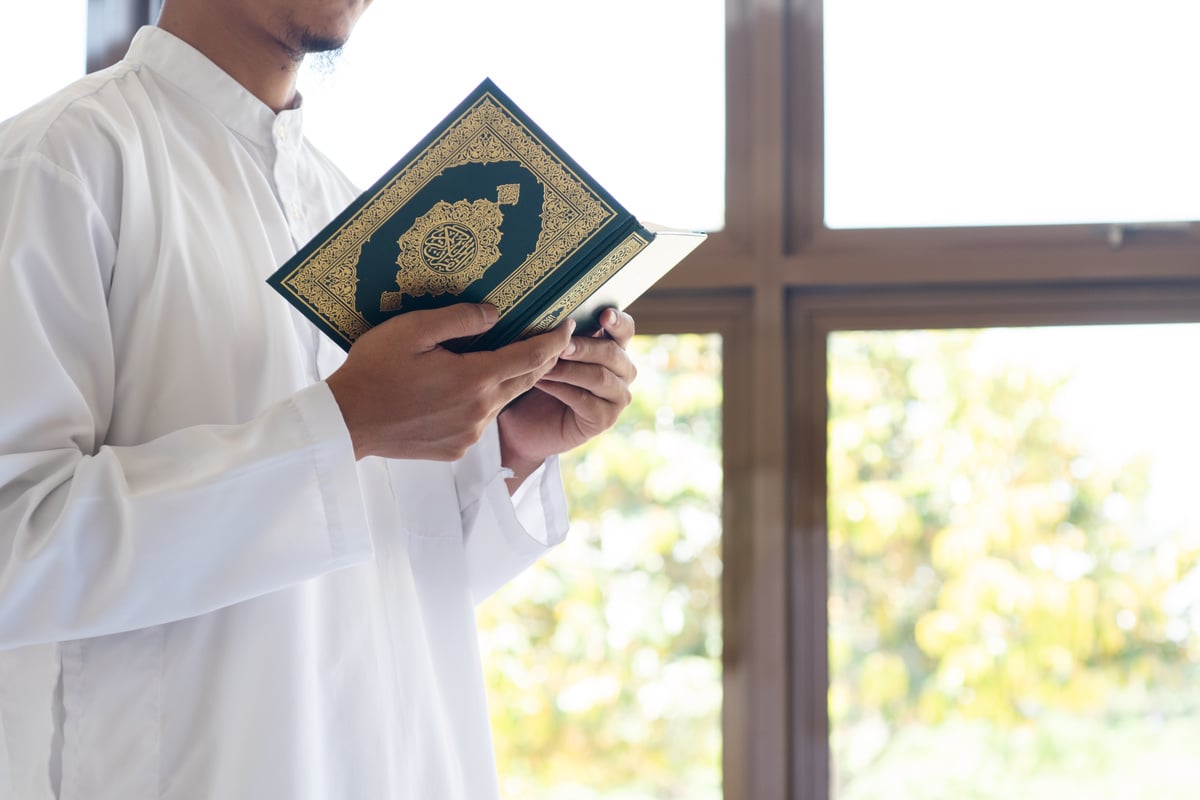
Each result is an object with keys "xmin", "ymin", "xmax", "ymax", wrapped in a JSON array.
[
  {"xmin": 791, "ymin": 286, "xmax": 1200, "ymax": 800},
  {"xmin": 0, "ymin": 1, "xmax": 88, "ymax": 122},
  {"xmin": 823, "ymin": 0, "xmax": 1200, "ymax": 229},
  {"xmin": 828, "ymin": 323, "xmax": 1200, "ymax": 798},
  {"xmin": 299, "ymin": 0, "xmax": 726, "ymax": 234},
  {"xmin": 478, "ymin": 333, "xmax": 724, "ymax": 799}
]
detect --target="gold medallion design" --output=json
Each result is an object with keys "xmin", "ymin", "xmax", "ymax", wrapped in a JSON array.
[
  {"xmin": 422, "ymin": 222, "xmax": 478, "ymax": 274},
  {"xmin": 380, "ymin": 184, "xmax": 519, "ymax": 311}
]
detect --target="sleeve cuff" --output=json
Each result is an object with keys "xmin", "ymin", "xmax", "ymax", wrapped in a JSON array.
[
  {"xmin": 456, "ymin": 422, "xmax": 569, "ymax": 549},
  {"xmin": 510, "ymin": 455, "xmax": 568, "ymax": 547},
  {"xmin": 456, "ymin": 423, "xmax": 571, "ymax": 602}
]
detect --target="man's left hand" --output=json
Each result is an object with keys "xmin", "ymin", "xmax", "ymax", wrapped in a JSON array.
[{"xmin": 497, "ymin": 309, "xmax": 637, "ymax": 491}]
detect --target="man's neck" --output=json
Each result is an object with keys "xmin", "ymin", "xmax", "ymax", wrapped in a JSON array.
[{"xmin": 157, "ymin": 4, "xmax": 301, "ymax": 113}]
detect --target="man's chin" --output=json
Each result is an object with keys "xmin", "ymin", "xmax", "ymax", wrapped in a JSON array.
[
  {"xmin": 303, "ymin": 35, "xmax": 348, "ymax": 54},
  {"xmin": 283, "ymin": 25, "xmax": 349, "ymax": 61}
]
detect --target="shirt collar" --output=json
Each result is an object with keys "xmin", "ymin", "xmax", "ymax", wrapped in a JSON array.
[{"xmin": 123, "ymin": 25, "xmax": 303, "ymax": 148}]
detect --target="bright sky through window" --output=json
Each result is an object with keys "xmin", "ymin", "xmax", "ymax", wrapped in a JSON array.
[
  {"xmin": 299, "ymin": 0, "xmax": 726, "ymax": 234},
  {"xmin": 824, "ymin": 0, "xmax": 1200, "ymax": 229},
  {"xmin": 0, "ymin": 1, "xmax": 87, "ymax": 123}
]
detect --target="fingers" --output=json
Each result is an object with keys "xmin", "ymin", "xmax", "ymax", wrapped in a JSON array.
[
  {"xmin": 595, "ymin": 308, "xmax": 635, "ymax": 348},
  {"xmin": 539, "ymin": 320, "xmax": 637, "ymax": 415},
  {"xmin": 556, "ymin": 333, "xmax": 638, "ymax": 384},
  {"xmin": 538, "ymin": 358, "xmax": 633, "ymax": 407},
  {"xmin": 496, "ymin": 356, "xmax": 560, "ymax": 403},
  {"xmin": 533, "ymin": 328, "xmax": 636, "ymax": 427},
  {"xmin": 489, "ymin": 314, "xmax": 639, "ymax": 467},
  {"xmin": 391, "ymin": 303, "xmax": 499, "ymax": 349},
  {"xmin": 329, "ymin": 306, "xmax": 567, "ymax": 462},
  {"xmin": 531, "ymin": 378, "xmax": 620, "ymax": 434},
  {"xmin": 473, "ymin": 319, "xmax": 575, "ymax": 381}
]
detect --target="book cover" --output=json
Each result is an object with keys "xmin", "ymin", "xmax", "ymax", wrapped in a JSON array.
[{"xmin": 267, "ymin": 78, "xmax": 704, "ymax": 352}]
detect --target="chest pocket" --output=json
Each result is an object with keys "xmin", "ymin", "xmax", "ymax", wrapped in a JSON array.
[{"xmin": 385, "ymin": 459, "xmax": 462, "ymax": 539}]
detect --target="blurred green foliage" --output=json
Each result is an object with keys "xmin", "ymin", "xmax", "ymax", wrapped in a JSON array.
[
  {"xmin": 828, "ymin": 329, "xmax": 1200, "ymax": 798},
  {"xmin": 477, "ymin": 334, "xmax": 724, "ymax": 800}
]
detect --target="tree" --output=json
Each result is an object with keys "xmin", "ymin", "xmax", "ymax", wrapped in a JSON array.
[{"xmin": 828, "ymin": 329, "xmax": 1200, "ymax": 798}]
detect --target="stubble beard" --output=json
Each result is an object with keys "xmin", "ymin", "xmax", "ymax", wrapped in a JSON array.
[{"xmin": 282, "ymin": 22, "xmax": 347, "ymax": 64}]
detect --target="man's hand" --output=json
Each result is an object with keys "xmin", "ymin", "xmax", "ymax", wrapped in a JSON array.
[
  {"xmin": 498, "ymin": 308, "xmax": 637, "ymax": 490},
  {"xmin": 325, "ymin": 303, "xmax": 574, "ymax": 461}
]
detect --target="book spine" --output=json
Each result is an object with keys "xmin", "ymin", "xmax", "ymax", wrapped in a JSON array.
[{"xmin": 467, "ymin": 221, "xmax": 653, "ymax": 351}]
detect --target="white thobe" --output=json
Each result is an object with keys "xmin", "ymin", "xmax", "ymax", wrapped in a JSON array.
[{"xmin": 0, "ymin": 25, "xmax": 568, "ymax": 800}]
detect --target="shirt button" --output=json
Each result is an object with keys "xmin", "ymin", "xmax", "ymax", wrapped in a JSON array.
[{"xmin": 290, "ymin": 206, "xmax": 303, "ymax": 221}]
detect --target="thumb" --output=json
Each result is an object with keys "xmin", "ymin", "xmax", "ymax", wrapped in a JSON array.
[{"xmin": 402, "ymin": 303, "xmax": 499, "ymax": 348}]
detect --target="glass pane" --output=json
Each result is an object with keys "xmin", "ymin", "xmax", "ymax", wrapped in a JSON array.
[
  {"xmin": 300, "ymin": 1, "xmax": 726, "ymax": 233},
  {"xmin": 0, "ymin": 1, "xmax": 88, "ymax": 122},
  {"xmin": 478, "ymin": 333, "xmax": 723, "ymax": 799},
  {"xmin": 823, "ymin": 0, "xmax": 1200, "ymax": 229},
  {"xmin": 828, "ymin": 324, "xmax": 1200, "ymax": 798}
]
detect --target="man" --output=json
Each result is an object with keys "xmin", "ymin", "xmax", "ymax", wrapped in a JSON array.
[{"xmin": 0, "ymin": 0, "xmax": 637, "ymax": 797}]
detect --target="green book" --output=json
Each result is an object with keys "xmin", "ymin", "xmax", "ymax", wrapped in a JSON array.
[{"xmin": 267, "ymin": 78, "xmax": 706, "ymax": 352}]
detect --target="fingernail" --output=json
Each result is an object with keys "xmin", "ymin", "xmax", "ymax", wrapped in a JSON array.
[
  {"xmin": 566, "ymin": 319, "xmax": 577, "ymax": 335},
  {"xmin": 479, "ymin": 304, "xmax": 498, "ymax": 324}
]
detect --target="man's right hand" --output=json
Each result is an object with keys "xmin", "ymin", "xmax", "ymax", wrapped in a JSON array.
[{"xmin": 324, "ymin": 303, "xmax": 574, "ymax": 462}]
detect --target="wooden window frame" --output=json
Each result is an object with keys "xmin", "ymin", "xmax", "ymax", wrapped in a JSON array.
[
  {"xmin": 630, "ymin": 291, "xmax": 764, "ymax": 800},
  {"xmin": 670, "ymin": 1, "xmax": 1200, "ymax": 799},
  {"xmin": 788, "ymin": 282, "xmax": 1200, "ymax": 799}
]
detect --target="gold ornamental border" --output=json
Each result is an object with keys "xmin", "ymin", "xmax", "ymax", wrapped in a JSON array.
[
  {"xmin": 277, "ymin": 91, "xmax": 618, "ymax": 348},
  {"xmin": 520, "ymin": 231, "xmax": 651, "ymax": 337}
]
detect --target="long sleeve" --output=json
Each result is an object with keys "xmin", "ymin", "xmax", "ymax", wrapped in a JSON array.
[
  {"xmin": 453, "ymin": 423, "xmax": 569, "ymax": 604},
  {"xmin": 0, "ymin": 153, "xmax": 374, "ymax": 650}
]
